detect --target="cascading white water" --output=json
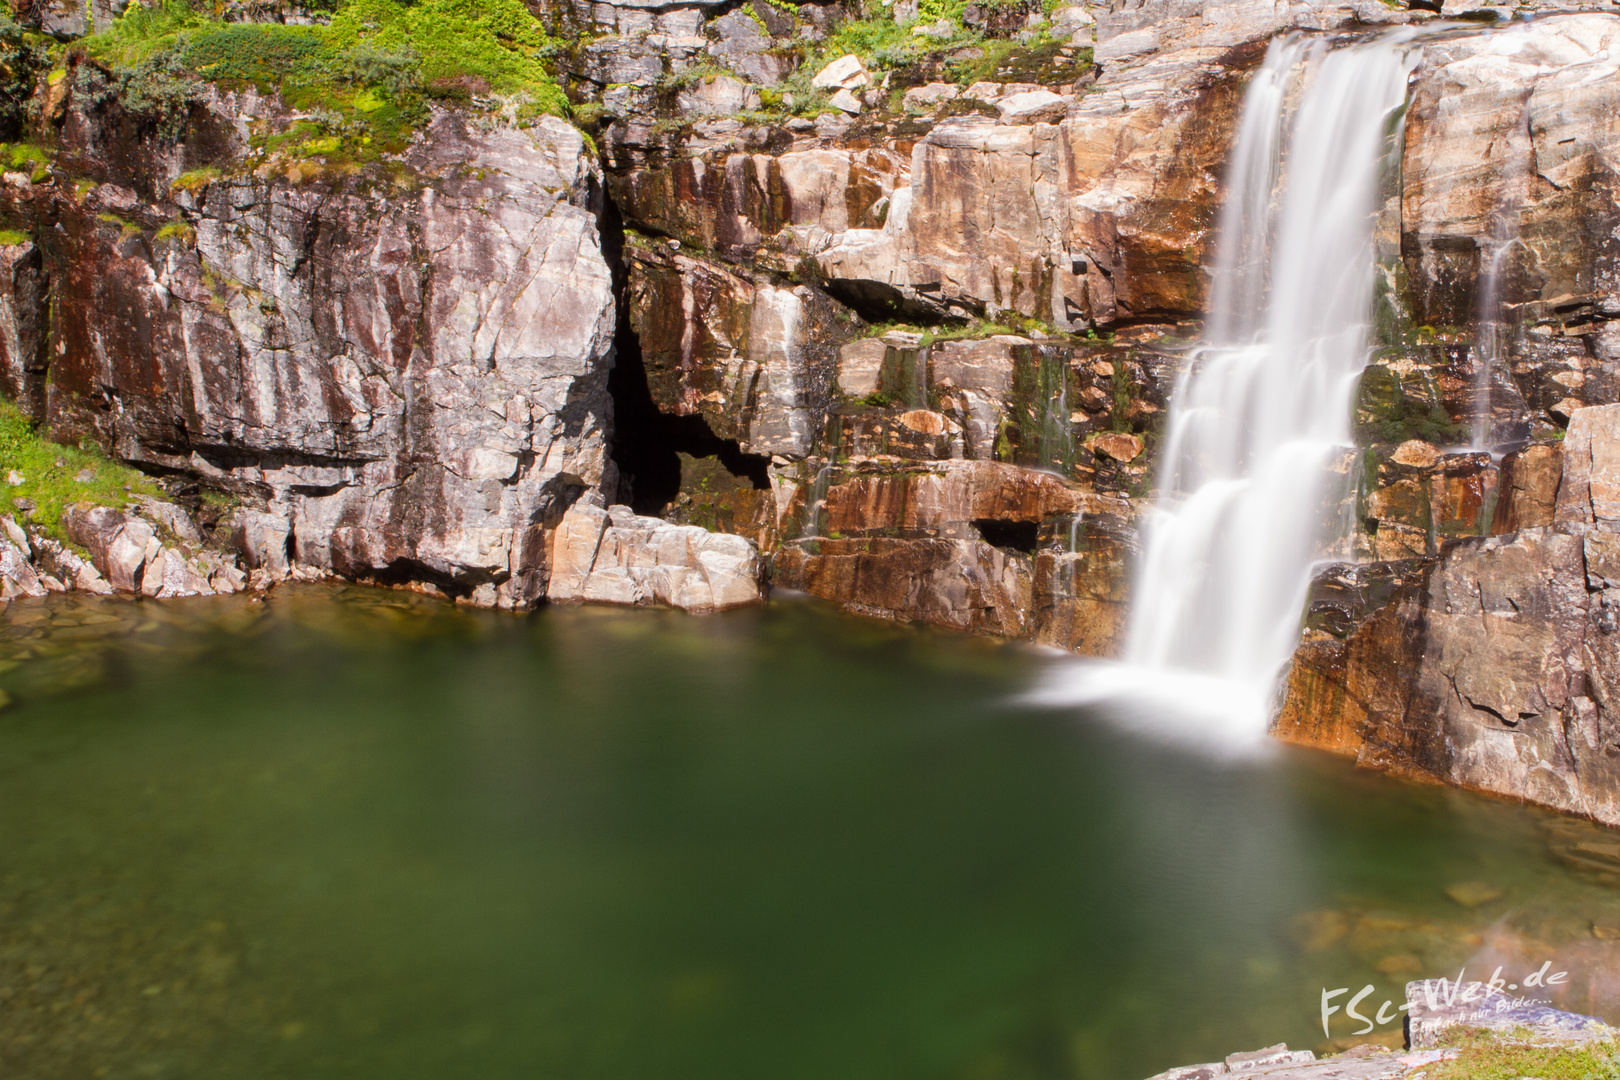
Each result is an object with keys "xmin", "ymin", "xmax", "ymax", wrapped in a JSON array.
[
  {"xmin": 1029, "ymin": 32, "xmax": 1419, "ymax": 752},
  {"xmin": 1472, "ymin": 58, "xmax": 1532, "ymax": 449}
]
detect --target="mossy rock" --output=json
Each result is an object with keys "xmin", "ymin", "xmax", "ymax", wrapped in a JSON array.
[{"xmin": 1354, "ymin": 362, "xmax": 1467, "ymax": 447}]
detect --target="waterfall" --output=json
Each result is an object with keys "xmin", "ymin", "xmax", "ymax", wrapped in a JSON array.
[
  {"xmin": 1472, "ymin": 76, "xmax": 1532, "ymax": 449},
  {"xmin": 1028, "ymin": 32, "xmax": 1419, "ymax": 752}
]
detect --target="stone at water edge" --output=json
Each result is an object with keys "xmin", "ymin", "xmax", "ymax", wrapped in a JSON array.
[
  {"xmin": 1405, "ymin": 979, "xmax": 1613, "ymax": 1049},
  {"xmin": 1225, "ymin": 1045, "xmax": 1316, "ymax": 1069},
  {"xmin": 546, "ymin": 504, "xmax": 765, "ymax": 613},
  {"xmin": 1444, "ymin": 881, "xmax": 1504, "ymax": 908},
  {"xmin": 1141, "ymin": 1044, "xmax": 1317, "ymax": 1080}
]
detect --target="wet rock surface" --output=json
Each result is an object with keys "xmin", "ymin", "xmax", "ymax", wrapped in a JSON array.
[{"xmin": 1275, "ymin": 406, "xmax": 1620, "ymax": 826}]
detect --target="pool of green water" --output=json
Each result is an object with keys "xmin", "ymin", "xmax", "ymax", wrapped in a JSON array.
[{"xmin": 1, "ymin": 586, "xmax": 1619, "ymax": 1080}]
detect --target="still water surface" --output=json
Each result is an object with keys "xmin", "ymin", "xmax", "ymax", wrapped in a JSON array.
[{"xmin": 1, "ymin": 586, "xmax": 1618, "ymax": 1079}]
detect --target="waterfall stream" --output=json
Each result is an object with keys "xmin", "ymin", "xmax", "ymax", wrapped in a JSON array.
[{"xmin": 1030, "ymin": 32, "xmax": 1419, "ymax": 752}]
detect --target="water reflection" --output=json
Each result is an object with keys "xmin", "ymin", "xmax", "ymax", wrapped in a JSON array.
[{"xmin": 0, "ymin": 587, "xmax": 1616, "ymax": 1079}]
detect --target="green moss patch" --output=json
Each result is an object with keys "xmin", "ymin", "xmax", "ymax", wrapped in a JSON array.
[
  {"xmin": 0, "ymin": 399, "xmax": 167, "ymax": 542},
  {"xmin": 1414, "ymin": 1029, "xmax": 1620, "ymax": 1080},
  {"xmin": 1354, "ymin": 362, "xmax": 1467, "ymax": 446},
  {"xmin": 82, "ymin": 0, "xmax": 569, "ymax": 169}
]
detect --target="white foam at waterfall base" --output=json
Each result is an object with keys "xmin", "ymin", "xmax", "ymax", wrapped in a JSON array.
[{"xmin": 1027, "ymin": 31, "xmax": 1419, "ymax": 757}]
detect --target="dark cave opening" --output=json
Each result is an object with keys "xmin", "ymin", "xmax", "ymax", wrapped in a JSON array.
[
  {"xmin": 599, "ymin": 201, "xmax": 772, "ymax": 517},
  {"xmin": 972, "ymin": 518, "xmax": 1040, "ymax": 554},
  {"xmin": 607, "ymin": 328, "xmax": 772, "ymax": 515}
]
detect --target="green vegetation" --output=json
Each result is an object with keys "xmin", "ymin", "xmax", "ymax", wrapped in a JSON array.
[
  {"xmin": 0, "ymin": 141, "xmax": 52, "ymax": 184},
  {"xmin": 154, "ymin": 218, "xmax": 195, "ymax": 244},
  {"xmin": 950, "ymin": 34, "xmax": 1087, "ymax": 87},
  {"xmin": 860, "ymin": 314, "xmax": 1067, "ymax": 349},
  {"xmin": 170, "ymin": 165, "xmax": 220, "ymax": 193},
  {"xmin": 81, "ymin": 0, "xmax": 569, "ymax": 171},
  {"xmin": 0, "ymin": 229, "xmax": 28, "ymax": 246},
  {"xmin": 1413, "ymin": 1030, "xmax": 1620, "ymax": 1080},
  {"xmin": 795, "ymin": 0, "xmax": 1087, "ymax": 95},
  {"xmin": 1354, "ymin": 362, "xmax": 1466, "ymax": 446},
  {"xmin": 0, "ymin": 398, "xmax": 165, "ymax": 541}
]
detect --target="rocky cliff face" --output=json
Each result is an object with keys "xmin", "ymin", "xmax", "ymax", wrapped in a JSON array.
[
  {"xmin": 8, "ymin": 92, "xmax": 619, "ymax": 607},
  {"xmin": 1275, "ymin": 405, "xmax": 1620, "ymax": 827},
  {"xmin": 4, "ymin": 0, "xmax": 1620, "ymax": 816}
]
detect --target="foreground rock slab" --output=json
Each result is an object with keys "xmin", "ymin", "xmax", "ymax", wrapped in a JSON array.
[
  {"xmin": 1406, "ymin": 979, "xmax": 1613, "ymax": 1048},
  {"xmin": 1144, "ymin": 981, "xmax": 1613, "ymax": 1080},
  {"xmin": 547, "ymin": 503, "xmax": 764, "ymax": 613}
]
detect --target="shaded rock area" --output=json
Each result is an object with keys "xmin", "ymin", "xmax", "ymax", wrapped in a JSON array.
[{"xmin": 773, "ymin": 459, "xmax": 1133, "ymax": 650}]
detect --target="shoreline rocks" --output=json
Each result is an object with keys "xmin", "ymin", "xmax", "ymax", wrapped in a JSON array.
[{"xmin": 1144, "ymin": 981, "xmax": 1614, "ymax": 1080}]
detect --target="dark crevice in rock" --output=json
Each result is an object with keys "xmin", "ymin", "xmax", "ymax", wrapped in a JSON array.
[
  {"xmin": 820, "ymin": 277, "xmax": 961, "ymax": 327},
  {"xmin": 972, "ymin": 518, "xmax": 1039, "ymax": 554},
  {"xmin": 598, "ymin": 187, "xmax": 771, "ymax": 517},
  {"xmin": 607, "ymin": 324, "xmax": 772, "ymax": 515},
  {"xmin": 351, "ymin": 556, "xmax": 480, "ymax": 599}
]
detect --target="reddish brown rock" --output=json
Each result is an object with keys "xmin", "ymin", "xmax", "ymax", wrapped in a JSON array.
[
  {"xmin": 773, "ymin": 536, "xmax": 1034, "ymax": 636},
  {"xmin": 1493, "ymin": 443, "xmax": 1563, "ymax": 534}
]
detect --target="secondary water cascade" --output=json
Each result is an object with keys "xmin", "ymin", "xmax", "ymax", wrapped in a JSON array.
[
  {"xmin": 1472, "ymin": 52, "xmax": 1533, "ymax": 449},
  {"xmin": 1032, "ymin": 32, "xmax": 1420, "ymax": 751}
]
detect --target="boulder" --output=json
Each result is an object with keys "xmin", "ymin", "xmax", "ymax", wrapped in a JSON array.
[
  {"xmin": 140, "ymin": 546, "xmax": 216, "ymax": 599},
  {"xmin": 902, "ymin": 82, "xmax": 962, "ymax": 110},
  {"xmin": 546, "ymin": 504, "xmax": 764, "ymax": 612},
  {"xmin": 30, "ymin": 535, "xmax": 113, "ymax": 594},
  {"xmin": 811, "ymin": 54, "xmax": 869, "ymax": 90},
  {"xmin": 232, "ymin": 510, "xmax": 292, "ymax": 579},
  {"xmin": 997, "ymin": 89, "xmax": 1068, "ymax": 124},
  {"xmin": 0, "ymin": 533, "xmax": 44, "ymax": 599},
  {"xmin": 1088, "ymin": 432, "xmax": 1144, "ymax": 463},
  {"xmin": 828, "ymin": 87, "xmax": 862, "ymax": 115},
  {"xmin": 62, "ymin": 503, "xmax": 156, "ymax": 593}
]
